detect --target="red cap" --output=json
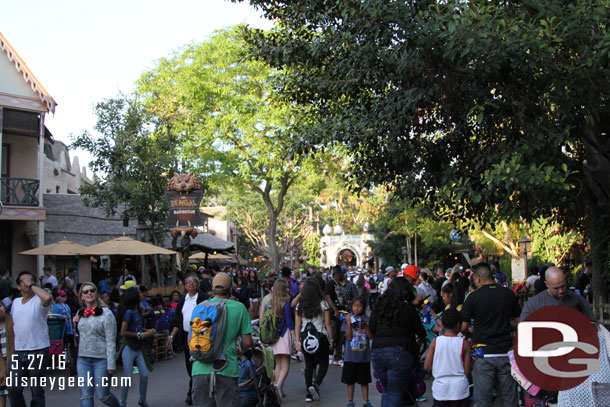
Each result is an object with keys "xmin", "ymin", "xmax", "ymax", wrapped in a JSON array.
[{"xmin": 403, "ymin": 265, "xmax": 420, "ymax": 280}]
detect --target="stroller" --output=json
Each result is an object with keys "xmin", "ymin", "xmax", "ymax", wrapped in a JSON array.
[
  {"xmin": 47, "ymin": 313, "xmax": 73, "ymax": 375},
  {"xmin": 245, "ymin": 345, "xmax": 280, "ymax": 407}
]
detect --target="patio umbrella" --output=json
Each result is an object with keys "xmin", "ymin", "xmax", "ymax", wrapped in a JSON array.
[
  {"xmin": 82, "ymin": 237, "xmax": 177, "ymax": 256},
  {"xmin": 19, "ymin": 240, "xmax": 87, "ymax": 256}
]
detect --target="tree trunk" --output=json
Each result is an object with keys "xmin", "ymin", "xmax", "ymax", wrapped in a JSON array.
[
  {"xmin": 414, "ymin": 232, "xmax": 418, "ymax": 267},
  {"xmin": 406, "ymin": 236, "xmax": 412, "ymax": 265},
  {"xmin": 267, "ymin": 214, "xmax": 281, "ymax": 272}
]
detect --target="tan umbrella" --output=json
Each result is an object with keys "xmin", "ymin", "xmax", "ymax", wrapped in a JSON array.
[
  {"xmin": 19, "ymin": 240, "xmax": 87, "ymax": 256},
  {"xmin": 82, "ymin": 237, "xmax": 177, "ymax": 255}
]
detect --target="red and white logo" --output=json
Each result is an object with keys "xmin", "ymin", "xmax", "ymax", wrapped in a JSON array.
[{"xmin": 514, "ymin": 305, "xmax": 599, "ymax": 391}]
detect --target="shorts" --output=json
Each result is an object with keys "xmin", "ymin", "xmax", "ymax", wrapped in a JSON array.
[
  {"xmin": 341, "ymin": 361, "xmax": 371, "ymax": 385},
  {"xmin": 432, "ymin": 398, "xmax": 470, "ymax": 407},
  {"xmin": 249, "ymin": 298, "xmax": 259, "ymax": 303}
]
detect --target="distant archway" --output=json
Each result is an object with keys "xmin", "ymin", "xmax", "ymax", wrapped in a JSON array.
[{"xmin": 336, "ymin": 248, "xmax": 358, "ymax": 267}]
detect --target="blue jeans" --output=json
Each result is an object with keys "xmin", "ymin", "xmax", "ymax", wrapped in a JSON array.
[
  {"xmin": 7, "ymin": 348, "xmax": 49, "ymax": 407},
  {"xmin": 371, "ymin": 347, "xmax": 414, "ymax": 407},
  {"xmin": 119, "ymin": 346, "xmax": 149, "ymax": 407},
  {"xmin": 77, "ymin": 356, "xmax": 120, "ymax": 407}
]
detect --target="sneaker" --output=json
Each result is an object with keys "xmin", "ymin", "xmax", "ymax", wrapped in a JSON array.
[
  {"xmin": 416, "ymin": 395, "xmax": 428, "ymax": 402},
  {"xmin": 308, "ymin": 384, "xmax": 320, "ymax": 401},
  {"xmin": 305, "ymin": 393, "xmax": 313, "ymax": 402},
  {"xmin": 362, "ymin": 402, "xmax": 373, "ymax": 407},
  {"xmin": 138, "ymin": 401, "xmax": 149, "ymax": 407},
  {"xmin": 132, "ymin": 366, "xmax": 139, "ymax": 374},
  {"xmin": 347, "ymin": 402, "xmax": 355, "ymax": 407},
  {"xmin": 333, "ymin": 360, "xmax": 344, "ymax": 367}
]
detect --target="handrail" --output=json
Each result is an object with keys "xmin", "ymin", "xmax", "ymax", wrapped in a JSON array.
[{"xmin": 0, "ymin": 177, "xmax": 40, "ymax": 206}]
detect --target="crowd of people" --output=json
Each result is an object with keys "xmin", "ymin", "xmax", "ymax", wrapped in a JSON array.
[{"xmin": 0, "ymin": 257, "xmax": 604, "ymax": 407}]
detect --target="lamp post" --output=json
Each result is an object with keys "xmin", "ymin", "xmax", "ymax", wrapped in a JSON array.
[
  {"xmin": 401, "ymin": 246, "xmax": 408, "ymax": 263},
  {"xmin": 517, "ymin": 236, "xmax": 532, "ymax": 281}
]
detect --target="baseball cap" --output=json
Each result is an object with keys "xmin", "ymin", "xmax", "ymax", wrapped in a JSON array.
[
  {"xmin": 385, "ymin": 266, "xmax": 395, "ymax": 274},
  {"xmin": 212, "ymin": 272, "xmax": 232, "ymax": 291},
  {"xmin": 120, "ymin": 280, "xmax": 137, "ymax": 290},
  {"xmin": 57, "ymin": 289, "xmax": 66, "ymax": 297},
  {"xmin": 403, "ymin": 265, "xmax": 420, "ymax": 280}
]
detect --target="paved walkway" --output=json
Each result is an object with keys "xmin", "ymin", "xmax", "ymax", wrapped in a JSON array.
[{"xmin": 35, "ymin": 352, "xmax": 441, "ymax": 407}]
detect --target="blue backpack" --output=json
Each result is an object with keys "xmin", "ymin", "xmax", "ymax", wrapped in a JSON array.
[
  {"xmin": 189, "ymin": 299, "xmax": 228, "ymax": 363},
  {"xmin": 151, "ymin": 306, "xmax": 171, "ymax": 331},
  {"xmin": 289, "ymin": 279, "xmax": 300, "ymax": 297}
]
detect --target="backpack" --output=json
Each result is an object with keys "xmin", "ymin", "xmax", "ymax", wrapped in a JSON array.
[
  {"xmin": 189, "ymin": 299, "xmax": 228, "ymax": 363},
  {"xmin": 301, "ymin": 321, "xmax": 321, "ymax": 354},
  {"xmin": 289, "ymin": 279, "xmax": 300, "ymax": 297},
  {"xmin": 368, "ymin": 277, "xmax": 377, "ymax": 291},
  {"xmin": 152, "ymin": 307, "xmax": 171, "ymax": 331},
  {"xmin": 259, "ymin": 303, "xmax": 282, "ymax": 345}
]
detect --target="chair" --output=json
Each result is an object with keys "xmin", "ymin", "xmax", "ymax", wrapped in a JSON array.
[{"xmin": 152, "ymin": 333, "xmax": 168, "ymax": 361}]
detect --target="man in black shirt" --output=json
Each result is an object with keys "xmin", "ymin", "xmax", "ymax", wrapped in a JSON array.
[
  {"xmin": 461, "ymin": 263, "xmax": 521, "ymax": 407},
  {"xmin": 325, "ymin": 266, "xmax": 346, "ymax": 364}
]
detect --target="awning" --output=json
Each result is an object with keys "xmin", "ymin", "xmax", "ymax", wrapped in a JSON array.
[{"xmin": 189, "ymin": 233, "xmax": 234, "ymax": 254}]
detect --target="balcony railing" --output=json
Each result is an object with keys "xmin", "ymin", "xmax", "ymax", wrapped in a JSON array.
[{"xmin": 1, "ymin": 177, "xmax": 40, "ymax": 206}]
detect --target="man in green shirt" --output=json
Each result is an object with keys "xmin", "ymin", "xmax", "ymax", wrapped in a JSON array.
[{"xmin": 192, "ymin": 273, "xmax": 253, "ymax": 407}]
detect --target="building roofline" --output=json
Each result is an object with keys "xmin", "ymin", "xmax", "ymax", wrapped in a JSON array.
[{"xmin": 0, "ymin": 32, "xmax": 57, "ymax": 114}]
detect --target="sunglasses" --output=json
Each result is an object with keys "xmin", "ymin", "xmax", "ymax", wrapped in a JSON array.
[{"xmin": 82, "ymin": 288, "xmax": 96, "ymax": 295}]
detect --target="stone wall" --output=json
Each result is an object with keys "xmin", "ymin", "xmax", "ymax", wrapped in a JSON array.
[{"xmin": 44, "ymin": 193, "xmax": 137, "ymax": 246}]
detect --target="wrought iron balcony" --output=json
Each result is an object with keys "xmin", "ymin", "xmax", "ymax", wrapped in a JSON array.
[{"xmin": 1, "ymin": 177, "xmax": 40, "ymax": 206}]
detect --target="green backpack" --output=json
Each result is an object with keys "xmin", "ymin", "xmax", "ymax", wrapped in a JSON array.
[{"xmin": 260, "ymin": 303, "xmax": 282, "ymax": 345}]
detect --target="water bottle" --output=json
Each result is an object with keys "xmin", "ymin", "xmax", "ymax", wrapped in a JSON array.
[{"xmin": 421, "ymin": 299, "xmax": 432, "ymax": 325}]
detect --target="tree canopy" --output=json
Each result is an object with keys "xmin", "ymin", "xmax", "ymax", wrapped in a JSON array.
[
  {"xmin": 137, "ymin": 27, "xmax": 315, "ymax": 271},
  {"xmin": 71, "ymin": 95, "xmax": 173, "ymax": 244},
  {"xmin": 241, "ymin": 0, "xmax": 610, "ymax": 297}
]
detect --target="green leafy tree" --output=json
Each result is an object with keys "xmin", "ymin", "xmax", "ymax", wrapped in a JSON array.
[
  {"xmin": 71, "ymin": 95, "xmax": 173, "ymax": 245},
  {"xmin": 137, "ymin": 27, "xmax": 315, "ymax": 272},
  {"xmin": 240, "ymin": 0, "xmax": 610, "ymax": 299},
  {"xmin": 368, "ymin": 197, "xmax": 459, "ymax": 270},
  {"xmin": 470, "ymin": 218, "xmax": 582, "ymax": 269}
]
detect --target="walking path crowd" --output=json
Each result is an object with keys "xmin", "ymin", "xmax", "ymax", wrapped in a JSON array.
[{"xmin": 0, "ymin": 258, "xmax": 606, "ymax": 407}]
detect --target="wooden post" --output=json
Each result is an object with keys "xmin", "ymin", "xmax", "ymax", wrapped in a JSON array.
[
  {"xmin": 171, "ymin": 254, "xmax": 177, "ymax": 286},
  {"xmin": 140, "ymin": 255, "xmax": 151, "ymax": 288}
]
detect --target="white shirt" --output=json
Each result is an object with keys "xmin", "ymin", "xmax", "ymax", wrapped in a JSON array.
[
  {"xmin": 42, "ymin": 275, "xmax": 58, "ymax": 287},
  {"xmin": 182, "ymin": 292, "xmax": 199, "ymax": 332},
  {"xmin": 297, "ymin": 300, "xmax": 330, "ymax": 338},
  {"xmin": 12, "ymin": 295, "xmax": 51, "ymax": 351},
  {"xmin": 379, "ymin": 277, "xmax": 391, "ymax": 294},
  {"xmin": 526, "ymin": 275, "xmax": 539, "ymax": 286},
  {"xmin": 64, "ymin": 276, "xmax": 76, "ymax": 293},
  {"xmin": 118, "ymin": 275, "xmax": 137, "ymax": 287},
  {"xmin": 432, "ymin": 335, "xmax": 469, "ymax": 401}
]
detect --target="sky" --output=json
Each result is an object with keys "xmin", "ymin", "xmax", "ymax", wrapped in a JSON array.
[{"xmin": 1, "ymin": 0, "xmax": 273, "ymax": 170}]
